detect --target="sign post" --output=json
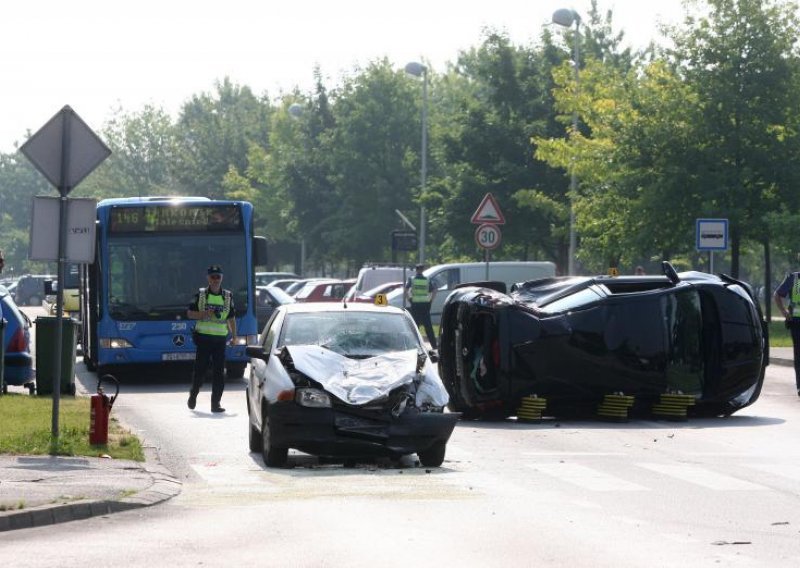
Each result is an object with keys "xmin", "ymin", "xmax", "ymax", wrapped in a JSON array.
[
  {"xmin": 20, "ymin": 106, "xmax": 110, "ymax": 442},
  {"xmin": 696, "ymin": 218, "xmax": 728, "ymax": 274},
  {"xmin": 471, "ymin": 193, "xmax": 505, "ymax": 280}
]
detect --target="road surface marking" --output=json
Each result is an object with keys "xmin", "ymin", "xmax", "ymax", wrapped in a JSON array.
[
  {"xmin": 749, "ymin": 464, "xmax": 800, "ymax": 481},
  {"xmin": 528, "ymin": 463, "xmax": 648, "ymax": 491},
  {"xmin": 637, "ymin": 463, "xmax": 769, "ymax": 491}
]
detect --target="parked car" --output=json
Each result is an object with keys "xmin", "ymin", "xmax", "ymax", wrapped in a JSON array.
[
  {"xmin": 255, "ymin": 271, "xmax": 300, "ymax": 287},
  {"xmin": 266, "ymin": 279, "xmax": 302, "ymax": 291},
  {"xmin": 294, "ymin": 279, "xmax": 354, "ymax": 303},
  {"xmin": 245, "ymin": 302, "xmax": 459, "ymax": 467},
  {"xmin": 284, "ymin": 278, "xmax": 328, "ymax": 298},
  {"xmin": 346, "ymin": 265, "xmax": 410, "ymax": 301},
  {"xmin": 13, "ymin": 274, "xmax": 56, "ymax": 306},
  {"xmin": 386, "ymin": 262, "xmax": 556, "ymax": 325},
  {"xmin": 255, "ymin": 285, "xmax": 295, "ymax": 331},
  {"xmin": 437, "ymin": 262, "xmax": 768, "ymax": 420},
  {"xmin": 0, "ymin": 285, "xmax": 35, "ymax": 393},
  {"xmin": 350, "ymin": 281, "xmax": 403, "ymax": 304}
]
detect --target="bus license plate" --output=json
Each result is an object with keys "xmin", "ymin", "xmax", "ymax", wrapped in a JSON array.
[{"xmin": 162, "ymin": 353, "xmax": 195, "ymax": 361}]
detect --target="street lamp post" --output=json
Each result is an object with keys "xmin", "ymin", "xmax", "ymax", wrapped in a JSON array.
[
  {"xmin": 552, "ymin": 8, "xmax": 581, "ymax": 276},
  {"xmin": 405, "ymin": 61, "xmax": 428, "ymax": 264},
  {"xmin": 288, "ymin": 102, "xmax": 306, "ymax": 275}
]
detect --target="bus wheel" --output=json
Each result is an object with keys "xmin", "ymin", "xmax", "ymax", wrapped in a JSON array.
[{"xmin": 226, "ymin": 362, "xmax": 247, "ymax": 379}]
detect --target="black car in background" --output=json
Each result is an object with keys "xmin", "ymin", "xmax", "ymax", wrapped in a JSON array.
[
  {"xmin": 255, "ymin": 285, "xmax": 295, "ymax": 331},
  {"xmin": 438, "ymin": 262, "xmax": 768, "ymax": 420}
]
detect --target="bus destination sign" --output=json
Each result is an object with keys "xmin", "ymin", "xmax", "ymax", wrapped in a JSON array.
[{"xmin": 110, "ymin": 205, "xmax": 242, "ymax": 233}]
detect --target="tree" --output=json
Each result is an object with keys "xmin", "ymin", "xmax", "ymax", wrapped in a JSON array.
[
  {"xmin": 668, "ymin": 0, "xmax": 800, "ymax": 279},
  {"xmin": 98, "ymin": 104, "xmax": 177, "ymax": 198},
  {"xmin": 435, "ymin": 31, "xmax": 568, "ymax": 267},
  {"xmin": 321, "ymin": 59, "xmax": 421, "ymax": 268},
  {"xmin": 172, "ymin": 78, "xmax": 272, "ymax": 198}
]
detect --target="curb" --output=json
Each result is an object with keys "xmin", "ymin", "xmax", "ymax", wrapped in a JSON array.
[
  {"xmin": 770, "ymin": 357, "xmax": 793, "ymax": 368},
  {"xmin": 0, "ymin": 453, "xmax": 181, "ymax": 533}
]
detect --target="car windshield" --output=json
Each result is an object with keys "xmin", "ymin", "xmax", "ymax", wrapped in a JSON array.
[{"xmin": 278, "ymin": 311, "xmax": 421, "ymax": 358}]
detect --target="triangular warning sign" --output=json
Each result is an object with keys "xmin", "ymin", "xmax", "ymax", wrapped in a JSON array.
[{"xmin": 471, "ymin": 192, "xmax": 505, "ymax": 225}]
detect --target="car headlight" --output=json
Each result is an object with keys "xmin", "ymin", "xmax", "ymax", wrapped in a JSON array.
[
  {"xmin": 295, "ymin": 388, "xmax": 331, "ymax": 408},
  {"xmin": 99, "ymin": 338, "xmax": 133, "ymax": 349}
]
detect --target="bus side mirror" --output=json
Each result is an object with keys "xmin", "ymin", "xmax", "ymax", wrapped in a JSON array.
[{"xmin": 253, "ymin": 236, "xmax": 268, "ymax": 268}]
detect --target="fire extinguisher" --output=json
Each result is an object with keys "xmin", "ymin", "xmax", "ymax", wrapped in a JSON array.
[{"xmin": 90, "ymin": 375, "xmax": 120, "ymax": 445}]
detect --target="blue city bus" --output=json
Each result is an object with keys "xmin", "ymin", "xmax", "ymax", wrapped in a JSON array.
[{"xmin": 80, "ymin": 197, "xmax": 268, "ymax": 377}]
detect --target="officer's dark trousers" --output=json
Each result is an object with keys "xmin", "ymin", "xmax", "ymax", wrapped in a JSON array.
[
  {"xmin": 791, "ymin": 321, "xmax": 800, "ymax": 390},
  {"xmin": 191, "ymin": 334, "xmax": 227, "ymax": 407},
  {"xmin": 410, "ymin": 302, "xmax": 437, "ymax": 349}
]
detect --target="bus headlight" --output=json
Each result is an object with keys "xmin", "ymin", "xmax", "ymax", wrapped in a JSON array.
[
  {"xmin": 295, "ymin": 388, "xmax": 331, "ymax": 408},
  {"xmin": 99, "ymin": 338, "xmax": 133, "ymax": 349}
]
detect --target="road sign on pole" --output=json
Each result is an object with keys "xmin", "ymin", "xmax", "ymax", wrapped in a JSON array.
[
  {"xmin": 471, "ymin": 193, "xmax": 506, "ymax": 225},
  {"xmin": 20, "ymin": 106, "xmax": 111, "ymax": 442},
  {"xmin": 475, "ymin": 223, "xmax": 502, "ymax": 250},
  {"xmin": 20, "ymin": 106, "xmax": 111, "ymax": 196},
  {"xmin": 696, "ymin": 218, "xmax": 728, "ymax": 251}
]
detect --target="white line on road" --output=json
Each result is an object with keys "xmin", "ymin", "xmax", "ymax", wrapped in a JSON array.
[
  {"xmin": 636, "ymin": 463, "xmax": 769, "ymax": 491},
  {"xmin": 528, "ymin": 463, "xmax": 649, "ymax": 491},
  {"xmin": 749, "ymin": 464, "xmax": 800, "ymax": 481},
  {"xmin": 521, "ymin": 452, "xmax": 627, "ymax": 456}
]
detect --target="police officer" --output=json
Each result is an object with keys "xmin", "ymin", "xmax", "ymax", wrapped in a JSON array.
[
  {"xmin": 774, "ymin": 269, "xmax": 800, "ymax": 397},
  {"xmin": 187, "ymin": 265, "xmax": 237, "ymax": 412},
  {"xmin": 405, "ymin": 264, "xmax": 437, "ymax": 349}
]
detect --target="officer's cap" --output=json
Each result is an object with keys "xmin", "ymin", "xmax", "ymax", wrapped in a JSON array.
[{"xmin": 207, "ymin": 265, "xmax": 224, "ymax": 275}]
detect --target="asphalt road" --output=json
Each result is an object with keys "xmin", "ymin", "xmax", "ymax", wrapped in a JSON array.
[{"xmin": 2, "ymin": 310, "xmax": 800, "ymax": 567}]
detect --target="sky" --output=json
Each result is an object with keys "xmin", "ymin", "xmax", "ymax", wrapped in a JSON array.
[{"xmin": 0, "ymin": 1, "xmax": 687, "ymax": 154}]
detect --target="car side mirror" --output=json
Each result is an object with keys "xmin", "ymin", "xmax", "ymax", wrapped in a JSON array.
[
  {"xmin": 245, "ymin": 345, "xmax": 269, "ymax": 362},
  {"xmin": 428, "ymin": 349, "xmax": 439, "ymax": 364}
]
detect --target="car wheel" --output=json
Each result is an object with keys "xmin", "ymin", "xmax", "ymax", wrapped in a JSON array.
[
  {"xmin": 247, "ymin": 394, "xmax": 261, "ymax": 453},
  {"xmin": 261, "ymin": 407, "xmax": 288, "ymax": 467},
  {"xmin": 417, "ymin": 441, "xmax": 447, "ymax": 467}
]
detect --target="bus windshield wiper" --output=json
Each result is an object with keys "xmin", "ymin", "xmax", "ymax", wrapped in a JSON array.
[
  {"xmin": 148, "ymin": 304, "xmax": 188, "ymax": 317},
  {"xmin": 109, "ymin": 302, "xmax": 150, "ymax": 320}
]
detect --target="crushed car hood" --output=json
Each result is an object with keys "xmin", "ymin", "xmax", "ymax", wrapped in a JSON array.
[{"xmin": 286, "ymin": 345, "xmax": 448, "ymax": 406}]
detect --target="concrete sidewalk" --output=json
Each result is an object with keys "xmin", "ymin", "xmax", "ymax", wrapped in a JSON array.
[
  {"xmin": 0, "ymin": 449, "xmax": 181, "ymax": 532},
  {"xmin": 769, "ymin": 347, "xmax": 793, "ymax": 367}
]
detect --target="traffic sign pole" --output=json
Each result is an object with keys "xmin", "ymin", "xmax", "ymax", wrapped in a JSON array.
[{"xmin": 20, "ymin": 106, "xmax": 111, "ymax": 442}]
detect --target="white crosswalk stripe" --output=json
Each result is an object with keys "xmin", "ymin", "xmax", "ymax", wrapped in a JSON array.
[
  {"xmin": 636, "ymin": 463, "xmax": 769, "ymax": 491},
  {"xmin": 528, "ymin": 462, "xmax": 649, "ymax": 491},
  {"xmin": 749, "ymin": 464, "xmax": 800, "ymax": 481}
]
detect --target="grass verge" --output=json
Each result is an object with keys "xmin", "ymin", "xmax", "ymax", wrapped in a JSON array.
[
  {"xmin": 768, "ymin": 319, "xmax": 792, "ymax": 348},
  {"xmin": 0, "ymin": 394, "xmax": 144, "ymax": 461}
]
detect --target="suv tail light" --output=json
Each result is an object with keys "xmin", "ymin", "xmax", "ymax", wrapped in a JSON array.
[{"xmin": 7, "ymin": 327, "xmax": 27, "ymax": 353}]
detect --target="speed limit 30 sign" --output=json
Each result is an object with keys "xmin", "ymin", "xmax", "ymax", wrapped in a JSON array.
[{"xmin": 475, "ymin": 223, "xmax": 502, "ymax": 250}]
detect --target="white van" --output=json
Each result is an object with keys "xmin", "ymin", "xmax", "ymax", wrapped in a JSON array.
[
  {"xmin": 388, "ymin": 261, "xmax": 556, "ymax": 324},
  {"xmin": 348, "ymin": 265, "xmax": 411, "ymax": 299}
]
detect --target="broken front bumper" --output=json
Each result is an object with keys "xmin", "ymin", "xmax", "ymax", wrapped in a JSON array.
[{"xmin": 269, "ymin": 401, "xmax": 460, "ymax": 458}]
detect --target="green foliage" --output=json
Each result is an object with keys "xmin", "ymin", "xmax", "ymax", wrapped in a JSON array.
[{"xmin": 172, "ymin": 77, "xmax": 272, "ymax": 199}]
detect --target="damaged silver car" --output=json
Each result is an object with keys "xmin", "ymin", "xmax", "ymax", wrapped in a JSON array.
[{"xmin": 245, "ymin": 303, "xmax": 459, "ymax": 467}]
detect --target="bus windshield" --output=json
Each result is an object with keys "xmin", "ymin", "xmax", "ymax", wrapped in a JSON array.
[{"xmin": 107, "ymin": 233, "xmax": 248, "ymax": 320}]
